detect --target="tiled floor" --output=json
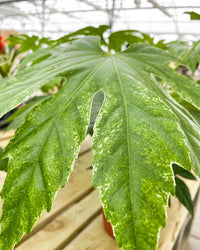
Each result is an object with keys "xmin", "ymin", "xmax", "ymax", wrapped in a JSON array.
[{"xmin": 186, "ymin": 195, "xmax": 200, "ymax": 249}]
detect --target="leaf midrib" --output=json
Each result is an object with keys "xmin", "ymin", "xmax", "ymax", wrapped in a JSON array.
[{"xmin": 111, "ymin": 55, "xmax": 138, "ymax": 248}]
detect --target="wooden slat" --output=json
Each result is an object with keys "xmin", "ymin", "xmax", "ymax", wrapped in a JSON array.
[
  {"xmin": 63, "ymin": 180, "xmax": 200, "ymax": 250},
  {"xmin": 0, "ymin": 130, "xmax": 14, "ymax": 148},
  {"xmin": 190, "ymin": 194, "xmax": 200, "ymax": 239},
  {"xmin": 65, "ymin": 214, "xmax": 119, "ymax": 250},
  {"xmin": 79, "ymin": 135, "xmax": 92, "ymax": 156},
  {"xmin": 158, "ymin": 180, "xmax": 200, "ymax": 250},
  {"xmin": 17, "ymin": 190, "xmax": 102, "ymax": 250},
  {"xmin": 0, "ymin": 130, "xmax": 15, "ymax": 141},
  {"xmin": 0, "ymin": 138, "xmax": 11, "ymax": 148}
]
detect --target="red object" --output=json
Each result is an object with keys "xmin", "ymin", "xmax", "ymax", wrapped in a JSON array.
[
  {"xmin": 102, "ymin": 211, "xmax": 115, "ymax": 238},
  {"xmin": 0, "ymin": 42, "xmax": 4, "ymax": 53},
  {"xmin": 0, "ymin": 36, "xmax": 6, "ymax": 53}
]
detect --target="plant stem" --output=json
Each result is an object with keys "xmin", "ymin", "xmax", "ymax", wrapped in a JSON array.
[
  {"xmin": 172, "ymin": 39, "xmax": 200, "ymax": 71},
  {"xmin": 181, "ymin": 39, "xmax": 200, "ymax": 62}
]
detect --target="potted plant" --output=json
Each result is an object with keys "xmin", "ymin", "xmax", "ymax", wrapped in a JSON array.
[{"xmin": 0, "ymin": 26, "xmax": 200, "ymax": 250}]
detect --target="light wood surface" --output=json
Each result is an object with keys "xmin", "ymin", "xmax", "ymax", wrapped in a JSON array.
[
  {"xmin": 190, "ymin": 194, "xmax": 200, "ymax": 238},
  {"xmin": 0, "ymin": 130, "xmax": 200, "ymax": 250},
  {"xmin": 0, "ymin": 130, "xmax": 15, "ymax": 142},
  {"xmin": 17, "ymin": 190, "xmax": 102, "ymax": 250},
  {"xmin": 79, "ymin": 135, "xmax": 92, "ymax": 156},
  {"xmin": 65, "ymin": 215, "xmax": 119, "ymax": 250},
  {"xmin": 158, "ymin": 180, "xmax": 199, "ymax": 250}
]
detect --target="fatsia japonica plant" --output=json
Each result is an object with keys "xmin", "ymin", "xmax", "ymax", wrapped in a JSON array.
[{"xmin": 0, "ymin": 28, "xmax": 200, "ymax": 250}]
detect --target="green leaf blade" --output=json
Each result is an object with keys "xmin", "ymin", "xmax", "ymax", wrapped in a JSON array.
[
  {"xmin": 174, "ymin": 177, "xmax": 194, "ymax": 217},
  {"xmin": 0, "ymin": 38, "xmax": 107, "ymax": 249},
  {"xmin": 148, "ymin": 78, "xmax": 200, "ymax": 177},
  {"xmin": 0, "ymin": 99, "xmax": 87, "ymax": 249},
  {"xmin": 92, "ymin": 54, "xmax": 191, "ymax": 249},
  {"xmin": 0, "ymin": 37, "xmax": 199, "ymax": 250},
  {"xmin": 173, "ymin": 164, "xmax": 196, "ymax": 180}
]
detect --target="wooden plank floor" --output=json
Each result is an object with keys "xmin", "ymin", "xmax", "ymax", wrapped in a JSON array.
[{"xmin": 0, "ymin": 130, "xmax": 200, "ymax": 250}]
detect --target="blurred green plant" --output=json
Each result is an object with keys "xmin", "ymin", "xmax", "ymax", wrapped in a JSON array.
[
  {"xmin": 6, "ymin": 34, "xmax": 54, "ymax": 52},
  {"xmin": 185, "ymin": 11, "xmax": 200, "ymax": 20},
  {"xmin": 0, "ymin": 40, "xmax": 21, "ymax": 78}
]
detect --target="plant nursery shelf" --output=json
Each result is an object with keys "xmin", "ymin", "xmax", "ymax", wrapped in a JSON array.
[{"xmin": 0, "ymin": 130, "xmax": 199, "ymax": 250}]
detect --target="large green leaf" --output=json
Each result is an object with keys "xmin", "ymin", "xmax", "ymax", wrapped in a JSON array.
[{"xmin": 1, "ymin": 37, "xmax": 200, "ymax": 250}]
